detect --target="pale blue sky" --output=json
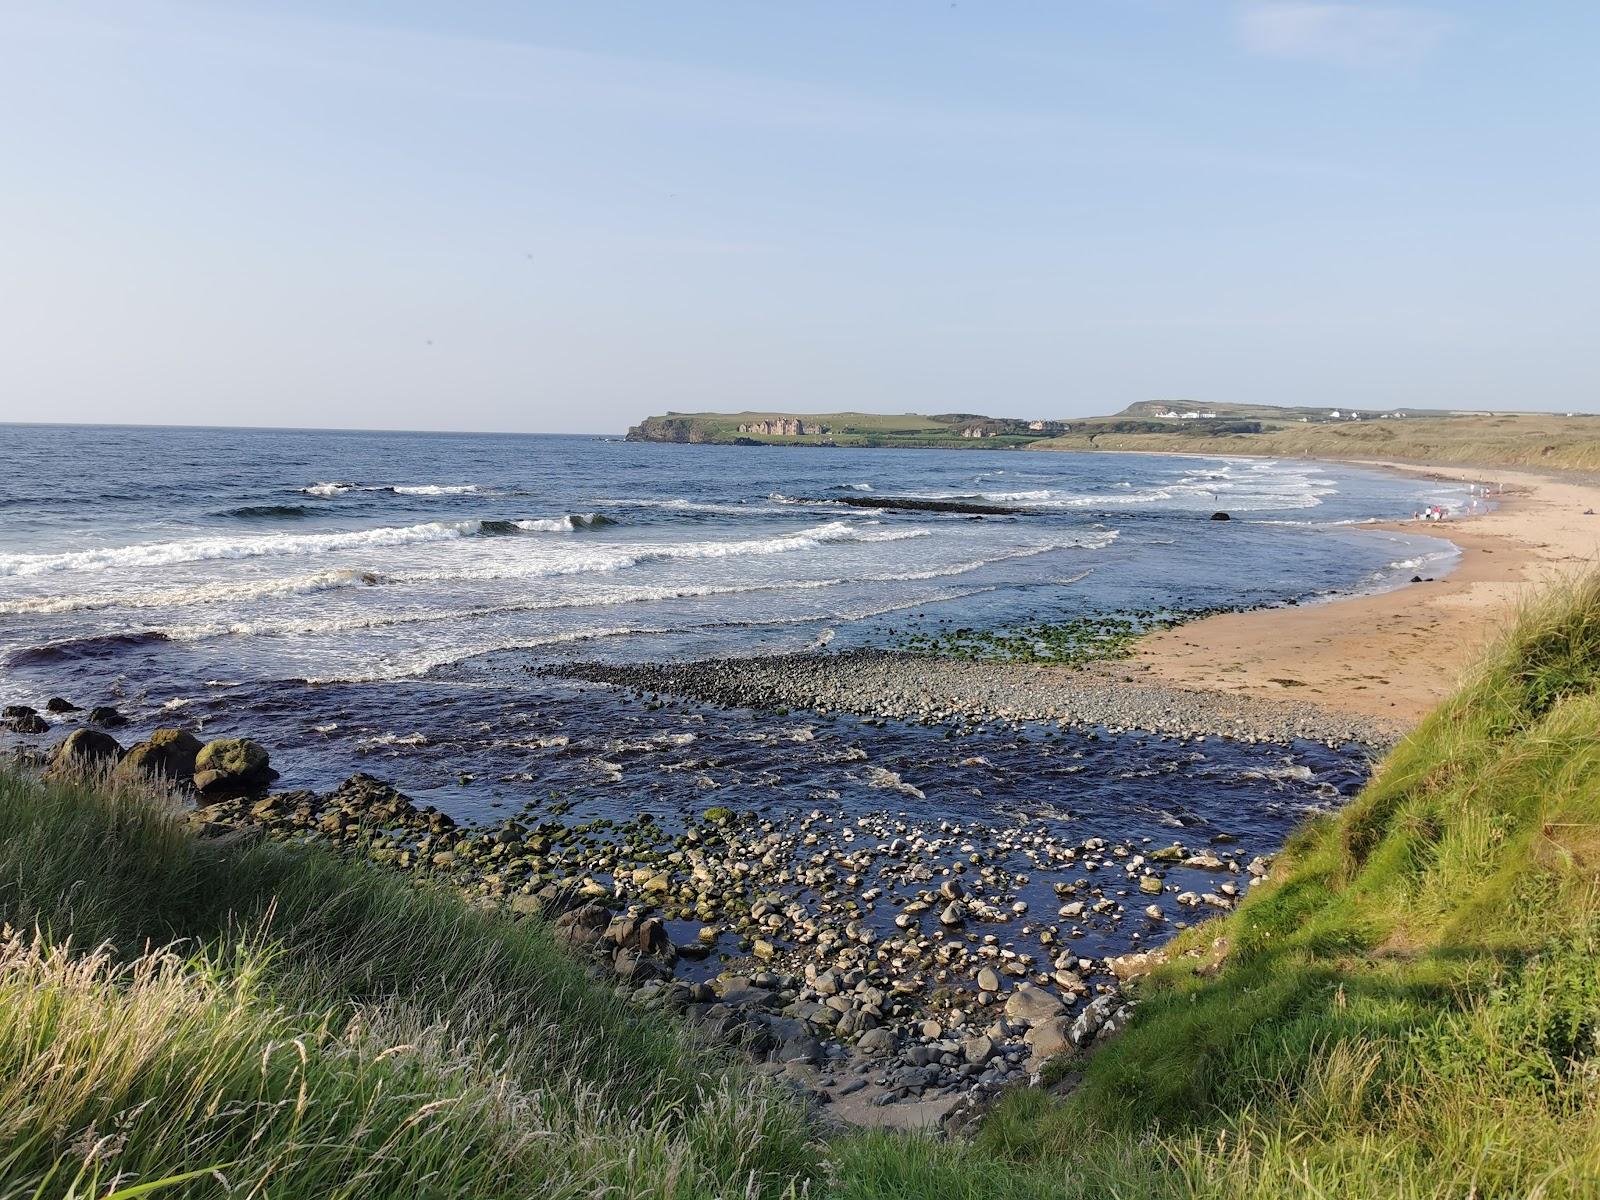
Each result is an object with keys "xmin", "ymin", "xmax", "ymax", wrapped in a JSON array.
[{"xmin": 1, "ymin": 1, "xmax": 1595, "ymax": 432}]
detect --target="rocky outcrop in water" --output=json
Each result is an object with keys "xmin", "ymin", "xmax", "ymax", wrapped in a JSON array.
[
  {"xmin": 114, "ymin": 728, "xmax": 203, "ymax": 785},
  {"xmin": 48, "ymin": 728, "xmax": 124, "ymax": 774},
  {"xmin": 192, "ymin": 737, "xmax": 278, "ymax": 795}
]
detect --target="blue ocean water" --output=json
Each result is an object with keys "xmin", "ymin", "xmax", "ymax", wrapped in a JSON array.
[
  {"xmin": 1, "ymin": 424, "xmax": 1470, "ymax": 836},
  {"xmin": 0, "ymin": 422, "xmax": 1483, "ymax": 966}
]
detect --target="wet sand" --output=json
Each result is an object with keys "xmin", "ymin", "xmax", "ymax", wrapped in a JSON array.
[{"xmin": 1132, "ymin": 462, "xmax": 1600, "ymax": 727}]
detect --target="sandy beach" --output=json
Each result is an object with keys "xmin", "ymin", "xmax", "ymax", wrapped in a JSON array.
[{"xmin": 1133, "ymin": 461, "xmax": 1600, "ymax": 728}]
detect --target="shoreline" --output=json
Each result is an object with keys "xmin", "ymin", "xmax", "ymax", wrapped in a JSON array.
[
  {"xmin": 10, "ymin": 457, "xmax": 1592, "ymax": 1135},
  {"xmin": 1130, "ymin": 459, "xmax": 1600, "ymax": 729},
  {"xmin": 540, "ymin": 455, "xmax": 1600, "ymax": 746},
  {"xmin": 549, "ymin": 649, "xmax": 1400, "ymax": 748}
]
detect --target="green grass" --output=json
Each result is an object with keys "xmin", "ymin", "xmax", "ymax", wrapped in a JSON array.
[
  {"xmin": 837, "ymin": 574, "xmax": 1600, "ymax": 1197},
  {"xmin": 626, "ymin": 411, "xmax": 1058, "ymax": 448},
  {"xmin": 0, "ymin": 767, "xmax": 815, "ymax": 1199},
  {"xmin": 7, "ymin": 575, "xmax": 1600, "ymax": 1197},
  {"xmin": 631, "ymin": 405, "xmax": 1600, "ymax": 470},
  {"xmin": 1030, "ymin": 410, "xmax": 1600, "ymax": 472}
]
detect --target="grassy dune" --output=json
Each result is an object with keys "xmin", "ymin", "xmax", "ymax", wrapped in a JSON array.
[
  {"xmin": 0, "ymin": 768, "xmax": 813, "ymax": 1199},
  {"xmin": 5, "ymin": 577, "xmax": 1600, "ymax": 1197},
  {"xmin": 834, "ymin": 575, "xmax": 1600, "ymax": 1197},
  {"xmin": 1030, "ymin": 411, "xmax": 1600, "ymax": 472},
  {"xmin": 627, "ymin": 406, "xmax": 1600, "ymax": 470}
]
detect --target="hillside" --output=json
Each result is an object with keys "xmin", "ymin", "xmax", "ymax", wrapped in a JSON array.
[
  {"xmin": 1030, "ymin": 409, "xmax": 1600, "ymax": 473},
  {"xmin": 0, "ymin": 765, "xmax": 811, "ymax": 1199},
  {"xmin": 838, "ymin": 575, "xmax": 1600, "ymax": 1196},
  {"xmin": 4, "ymin": 579, "xmax": 1599, "ymax": 1196},
  {"xmin": 625, "ymin": 411, "xmax": 1067, "ymax": 448},
  {"xmin": 625, "ymin": 405, "xmax": 1600, "ymax": 471}
]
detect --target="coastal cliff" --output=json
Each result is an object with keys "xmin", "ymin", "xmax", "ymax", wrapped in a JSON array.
[
  {"xmin": 627, "ymin": 405, "xmax": 1600, "ymax": 471},
  {"xmin": 626, "ymin": 410, "xmax": 1070, "ymax": 448}
]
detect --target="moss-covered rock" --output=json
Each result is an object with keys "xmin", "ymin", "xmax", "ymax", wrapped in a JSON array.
[
  {"xmin": 47, "ymin": 728, "xmax": 123, "ymax": 774},
  {"xmin": 114, "ymin": 728, "xmax": 203, "ymax": 784},
  {"xmin": 193, "ymin": 737, "xmax": 277, "ymax": 795}
]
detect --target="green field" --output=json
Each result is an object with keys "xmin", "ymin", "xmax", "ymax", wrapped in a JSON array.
[
  {"xmin": 626, "ymin": 410, "xmax": 1060, "ymax": 448},
  {"xmin": 5, "ymin": 578, "xmax": 1600, "ymax": 1196},
  {"xmin": 627, "ymin": 404, "xmax": 1600, "ymax": 471},
  {"xmin": 1031, "ymin": 409, "xmax": 1600, "ymax": 473}
]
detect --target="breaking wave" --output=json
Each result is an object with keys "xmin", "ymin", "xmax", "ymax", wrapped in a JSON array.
[
  {"xmin": 0, "ymin": 521, "xmax": 488, "ymax": 577},
  {"xmin": 303, "ymin": 482, "xmax": 482, "ymax": 497},
  {"xmin": 5, "ymin": 630, "xmax": 169, "ymax": 667},
  {"xmin": 0, "ymin": 514, "xmax": 622, "ymax": 577},
  {"xmin": 0, "ymin": 569, "xmax": 386, "ymax": 616}
]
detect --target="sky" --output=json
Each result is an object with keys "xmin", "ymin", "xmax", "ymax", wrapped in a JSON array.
[{"xmin": 0, "ymin": 1, "xmax": 1595, "ymax": 434}]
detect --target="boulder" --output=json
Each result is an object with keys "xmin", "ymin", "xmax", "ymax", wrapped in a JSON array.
[
  {"xmin": 47, "ymin": 729, "xmax": 124, "ymax": 774},
  {"xmin": 606, "ymin": 913, "xmax": 674, "ymax": 959},
  {"xmin": 6, "ymin": 712, "xmax": 48, "ymax": 734},
  {"xmin": 962, "ymin": 1034, "xmax": 996, "ymax": 1065},
  {"xmin": 1209, "ymin": 511, "xmax": 1231, "ymax": 521},
  {"xmin": 324, "ymin": 774, "xmax": 421, "ymax": 824},
  {"xmin": 773, "ymin": 1032, "xmax": 823, "ymax": 1066},
  {"xmin": 1024, "ymin": 1016, "xmax": 1073, "ymax": 1062},
  {"xmin": 1069, "ymin": 994, "xmax": 1120, "ymax": 1047},
  {"xmin": 114, "ymin": 728, "xmax": 203, "ymax": 784},
  {"xmin": 1003, "ymin": 985, "xmax": 1066, "ymax": 1023},
  {"xmin": 45, "ymin": 697, "xmax": 79, "ymax": 713},
  {"xmin": 86, "ymin": 706, "xmax": 127, "ymax": 727},
  {"xmin": 551, "ymin": 903, "xmax": 613, "ymax": 951},
  {"xmin": 192, "ymin": 737, "xmax": 277, "ymax": 795},
  {"xmin": 1109, "ymin": 951, "xmax": 1162, "ymax": 981},
  {"xmin": 857, "ymin": 1026, "xmax": 897, "ymax": 1057},
  {"xmin": 613, "ymin": 947, "xmax": 664, "ymax": 985},
  {"xmin": 1, "ymin": 705, "xmax": 34, "ymax": 719}
]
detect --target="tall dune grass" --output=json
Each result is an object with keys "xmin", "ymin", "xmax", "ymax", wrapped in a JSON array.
[{"xmin": 0, "ymin": 767, "xmax": 815, "ymax": 1199}]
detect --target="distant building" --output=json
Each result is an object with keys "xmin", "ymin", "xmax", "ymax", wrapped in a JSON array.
[{"xmin": 736, "ymin": 419, "xmax": 829, "ymax": 436}]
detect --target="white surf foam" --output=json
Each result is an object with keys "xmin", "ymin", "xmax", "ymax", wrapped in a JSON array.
[
  {"xmin": 513, "ymin": 513, "xmax": 608, "ymax": 532},
  {"xmin": 0, "ymin": 521, "xmax": 485, "ymax": 577},
  {"xmin": 303, "ymin": 482, "xmax": 481, "ymax": 497},
  {"xmin": 0, "ymin": 568, "xmax": 388, "ymax": 614}
]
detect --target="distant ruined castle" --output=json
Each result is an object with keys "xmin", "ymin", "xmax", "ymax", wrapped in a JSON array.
[{"xmin": 736, "ymin": 419, "xmax": 831, "ymax": 436}]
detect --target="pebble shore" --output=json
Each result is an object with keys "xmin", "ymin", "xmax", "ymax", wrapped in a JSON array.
[
  {"xmin": 6, "ymin": 642, "xmax": 1377, "ymax": 1132},
  {"xmin": 547, "ymin": 647, "xmax": 1402, "ymax": 750}
]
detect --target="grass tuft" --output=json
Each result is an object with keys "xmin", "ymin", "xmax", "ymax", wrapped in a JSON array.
[{"xmin": 0, "ymin": 767, "xmax": 816, "ymax": 1199}]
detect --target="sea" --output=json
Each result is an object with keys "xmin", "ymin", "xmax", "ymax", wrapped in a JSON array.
[{"xmin": 1, "ymin": 423, "xmax": 1473, "ymax": 954}]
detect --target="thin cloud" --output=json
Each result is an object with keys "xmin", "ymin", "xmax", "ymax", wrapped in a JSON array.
[{"xmin": 1235, "ymin": 2, "xmax": 1453, "ymax": 69}]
